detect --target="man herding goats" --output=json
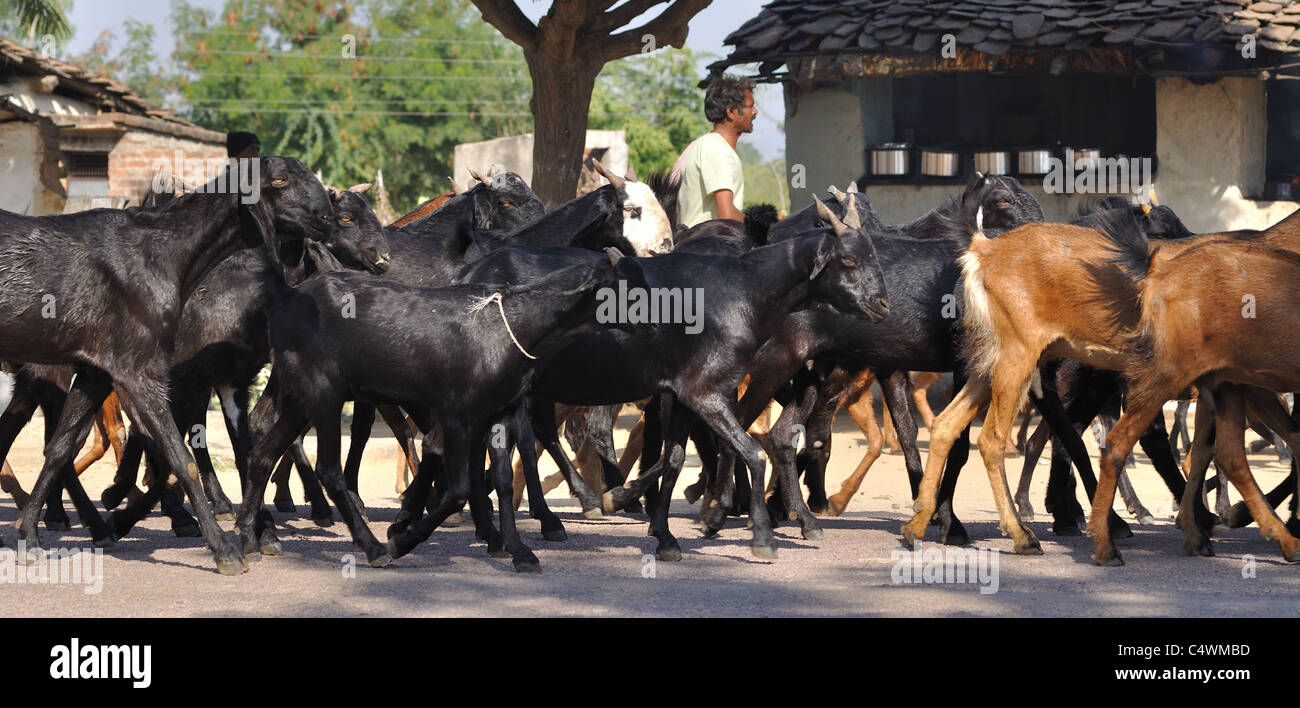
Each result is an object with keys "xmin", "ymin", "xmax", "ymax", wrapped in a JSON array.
[{"xmin": 672, "ymin": 74, "xmax": 757, "ymax": 228}]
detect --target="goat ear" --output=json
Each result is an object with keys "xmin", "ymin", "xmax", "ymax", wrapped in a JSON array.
[
  {"xmin": 347, "ymin": 183, "xmax": 372, "ymax": 194},
  {"xmin": 809, "ymin": 235, "xmax": 835, "ymax": 281},
  {"xmin": 604, "ymin": 246, "xmax": 624, "ymax": 265},
  {"xmin": 813, "ymin": 196, "xmax": 847, "ymax": 238},
  {"xmin": 327, "ymin": 186, "xmax": 340, "ymax": 200},
  {"xmin": 242, "ymin": 199, "xmax": 284, "ymax": 270},
  {"xmin": 488, "ymin": 163, "xmax": 507, "ymax": 179}
]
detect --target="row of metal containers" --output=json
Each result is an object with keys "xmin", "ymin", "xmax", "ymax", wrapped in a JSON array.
[{"xmin": 867, "ymin": 144, "xmax": 1105, "ymax": 178}]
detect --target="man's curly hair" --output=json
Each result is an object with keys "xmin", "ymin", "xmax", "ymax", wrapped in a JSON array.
[{"xmin": 704, "ymin": 74, "xmax": 755, "ymax": 124}]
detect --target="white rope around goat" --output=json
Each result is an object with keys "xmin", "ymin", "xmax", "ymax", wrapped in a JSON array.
[{"xmin": 466, "ymin": 292, "xmax": 537, "ymax": 360}]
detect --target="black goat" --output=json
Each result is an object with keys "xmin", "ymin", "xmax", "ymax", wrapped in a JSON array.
[
  {"xmin": 0, "ymin": 156, "xmax": 332, "ymax": 574},
  {"xmin": 238, "ymin": 252, "xmax": 647, "ymax": 571},
  {"xmin": 93, "ymin": 188, "xmax": 389, "ymax": 540},
  {"xmin": 451, "ymin": 198, "xmax": 890, "ymax": 561}
]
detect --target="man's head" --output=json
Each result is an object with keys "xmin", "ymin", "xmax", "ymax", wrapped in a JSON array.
[
  {"xmin": 227, "ymin": 131, "xmax": 261, "ymax": 159},
  {"xmin": 704, "ymin": 74, "xmax": 757, "ymax": 134}
]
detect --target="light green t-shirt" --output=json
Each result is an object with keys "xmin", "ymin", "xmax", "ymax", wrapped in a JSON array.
[{"xmin": 677, "ymin": 132, "xmax": 744, "ymax": 228}]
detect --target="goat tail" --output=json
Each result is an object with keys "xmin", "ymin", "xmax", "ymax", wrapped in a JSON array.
[{"xmin": 957, "ymin": 246, "xmax": 999, "ymax": 382}]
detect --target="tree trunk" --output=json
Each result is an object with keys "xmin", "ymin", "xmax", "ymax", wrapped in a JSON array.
[{"xmin": 526, "ymin": 51, "xmax": 599, "ymax": 208}]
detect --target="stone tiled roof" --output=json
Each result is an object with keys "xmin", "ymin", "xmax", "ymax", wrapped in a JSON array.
[
  {"xmin": 715, "ymin": 0, "xmax": 1300, "ymax": 75},
  {"xmin": 0, "ymin": 37, "xmax": 214, "ymax": 136}
]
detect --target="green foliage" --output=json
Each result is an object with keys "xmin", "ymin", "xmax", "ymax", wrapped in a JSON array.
[
  {"xmin": 64, "ymin": 20, "xmax": 174, "ymax": 105},
  {"xmin": 1, "ymin": 0, "xmax": 71, "ymax": 42},
  {"xmin": 170, "ymin": 0, "xmax": 532, "ymax": 210},
  {"xmin": 587, "ymin": 47, "xmax": 709, "ymax": 177},
  {"xmin": 738, "ymin": 141, "xmax": 788, "ymax": 213}
]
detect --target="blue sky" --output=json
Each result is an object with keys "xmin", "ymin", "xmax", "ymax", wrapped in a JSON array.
[{"xmin": 61, "ymin": 0, "xmax": 784, "ymax": 159}]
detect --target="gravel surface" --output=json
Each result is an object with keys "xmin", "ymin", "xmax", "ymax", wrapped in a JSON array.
[{"xmin": 2, "ymin": 405, "xmax": 1297, "ymax": 617}]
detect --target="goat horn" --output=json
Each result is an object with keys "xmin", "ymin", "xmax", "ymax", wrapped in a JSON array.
[
  {"xmin": 488, "ymin": 163, "xmax": 507, "ymax": 178},
  {"xmin": 1148, "ymin": 186, "xmax": 1159, "ymax": 206},
  {"xmin": 843, "ymin": 193, "xmax": 862, "ymax": 230},
  {"xmin": 604, "ymin": 246, "xmax": 624, "ymax": 265},
  {"xmin": 625, "ymin": 165, "xmax": 638, "ymax": 182},
  {"xmin": 447, "ymin": 177, "xmax": 465, "ymax": 195},
  {"xmin": 467, "ymin": 167, "xmax": 486, "ymax": 184},
  {"xmin": 813, "ymin": 196, "xmax": 847, "ymax": 238},
  {"xmin": 847, "ymin": 181, "xmax": 859, "ymax": 193},
  {"xmin": 589, "ymin": 159, "xmax": 625, "ymax": 190},
  {"xmin": 827, "ymin": 185, "xmax": 847, "ymax": 204},
  {"xmin": 347, "ymin": 182, "xmax": 372, "ymax": 194},
  {"xmin": 327, "ymin": 186, "xmax": 340, "ymax": 199},
  {"xmin": 1140, "ymin": 201, "xmax": 1152, "ymax": 215}
]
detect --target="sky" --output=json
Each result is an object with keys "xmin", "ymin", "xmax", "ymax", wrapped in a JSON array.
[{"xmin": 60, "ymin": 0, "xmax": 785, "ymax": 159}]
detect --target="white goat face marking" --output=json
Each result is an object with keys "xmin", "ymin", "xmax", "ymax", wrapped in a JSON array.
[{"xmin": 621, "ymin": 181, "xmax": 672, "ymax": 257}]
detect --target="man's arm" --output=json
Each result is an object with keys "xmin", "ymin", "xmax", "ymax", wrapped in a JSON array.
[{"xmin": 713, "ymin": 189, "xmax": 743, "ymax": 223}]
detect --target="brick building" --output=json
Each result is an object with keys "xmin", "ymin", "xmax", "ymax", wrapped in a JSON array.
[{"xmin": 0, "ymin": 38, "xmax": 225, "ymax": 215}]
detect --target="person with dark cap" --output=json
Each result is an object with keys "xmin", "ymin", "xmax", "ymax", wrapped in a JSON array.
[{"xmin": 227, "ymin": 131, "xmax": 261, "ymax": 159}]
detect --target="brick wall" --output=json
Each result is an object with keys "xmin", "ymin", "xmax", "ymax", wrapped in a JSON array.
[{"xmin": 108, "ymin": 131, "xmax": 225, "ymax": 205}]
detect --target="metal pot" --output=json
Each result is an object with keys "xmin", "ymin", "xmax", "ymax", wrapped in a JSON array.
[
  {"xmin": 1066, "ymin": 147, "xmax": 1102, "ymax": 169},
  {"xmin": 869, "ymin": 143, "xmax": 910, "ymax": 176},
  {"xmin": 973, "ymin": 151, "xmax": 1010, "ymax": 175},
  {"xmin": 1018, "ymin": 149, "xmax": 1053, "ymax": 175},
  {"xmin": 920, "ymin": 149, "xmax": 960, "ymax": 177}
]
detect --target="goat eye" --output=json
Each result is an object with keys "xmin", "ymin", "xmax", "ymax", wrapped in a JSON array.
[
  {"xmin": 339, "ymin": 215, "xmax": 352, "ymax": 223},
  {"xmin": 271, "ymin": 177, "xmax": 287, "ymax": 186},
  {"xmin": 501, "ymin": 200, "xmax": 513, "ymax": 207},
  {"xmin": 997, "ymin": 200, "xmax": 1010, "ymax": 208},
  {"xmin": 840, "ymin": 256, "xmax": 857, "ymax": 268}
]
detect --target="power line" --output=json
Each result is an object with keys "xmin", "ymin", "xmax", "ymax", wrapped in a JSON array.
[
  {"xmin": 183, "ymin": 30, "xmax": 506, "ymax": 46},
  {"xmin": 188, "ymin": 107, "xmax": 532, "ymax": 117},
  {"xmin": 191, "ymin": 50, "xmax": 521, "ymax": 64},
  {"xmin": 187, "ymin": 72, "xmax": 528, "ymax": 81},
  {"xmin": 188, "ymin": 98, "xmax": 530, "ymax": 105}
]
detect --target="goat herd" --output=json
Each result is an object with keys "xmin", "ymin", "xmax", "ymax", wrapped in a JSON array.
[{"xmin": 1, "ymin": 151, "xmax": 1298, "ymax": 581}]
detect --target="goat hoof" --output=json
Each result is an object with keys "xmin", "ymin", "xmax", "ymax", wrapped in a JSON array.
[
  {"xmin": 100, "ymin": 486, "xmax": 128, "ymax": 511},
  {"xmin": 541, "ymin": 527, "xmax": 567, "ymax": 542},
  {"xmin": 1109, "ymin": 514, "xmax": 1133, "ymax": 539},
  {"xmin": 1052, "ymin": 517, "xmax": 1082, "ymax": 537},
  {"xmin": 1013, "ymin": 528, "xmax": 1043, "ymax": 555},
  {"xmin": 683, "ymin": 481, "xmax": 704, "ymax": 505},
  {"xmin": 513, "ymin": 558, "xmax": 541, "ymax": 573},
  {"xmin": 172, "ymin": 522, "xmax": 201, "ymax": 538},
  {"xmin": 385, "ymin": 539, "xmax": 405, "ymax": 561},
  {"xmin": 582, "ymin": 507, "xmax": 603, "ymax": 520},
  {"xmin": 312, "ymin": 515, "xmax": 334, "ymax": 528},
  {"xmin": 750, "ymin": 544, "xmax": 777, "ymax": 560},
  {"xmin": 1093, "ymin": 549, "xmax": 1125, "ymax": 567},
  {"xmin": 43, "ymin": 518, "xmax": 70, "ymax": 532},
  {"xmin": 216, "ymin": 553, "xmax": 250, "ymax": 576},
  {"xmin": 1227, "ymin": 502, "xmax": 1254, "ymax": 529},
  {"xmin": 259, "ymin": 540, "xmax": 282, "ymax": 556},
  {"xmin": 92, "ymin": 534, "xmax": 114, "ymax": 549},
  {"xmin": 700, "ymin": 524, "xmax": 721, "ymax": 538},
  {"xmin": 488, "ymin": 547, "xmax": 511, "ymax": 559},
  {"xmin": 600, "ymin": 490, "xmax": 619, "ymax": 513},
  {"xmin": 826, "ymin": 496, "xmax": 848, "ymax": 517},
  {"xmin": 1183, "ymin": 535, "xmax": 1214, "ymax": 557},
  {"xmin": 625, "ymin": 500, "xmax": 645, "ymax": 515},
  {"xmin": 941, "ymin": 519, "xmax": 972, "ymax": 545},
  {"xmin": 367, "ymin": 549, "xmax": 392, "ymax": 568},
  {"xmin": 1284, "ymin": 547, "xmax": 1300, "ymax": 564},
  {"xmin": 657, "ymin": 544, "xmax": 682, "ymax": 562},
  {"xmin": 273, "ymin": 498, "xmax": 296, "ymax": 513},
  {"xmin": 1137, "ymin": 514, "xmax": 1157, "ymax": 526},
  {"xmin": 801, "ymin": 526, "xmax": 824, "ymax": 541}
]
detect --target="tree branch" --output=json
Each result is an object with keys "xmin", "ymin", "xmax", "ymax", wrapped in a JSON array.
[
  {"xmin": 469, "ymin": 0, "xmax": 539, "ymax": 49},
  {"xmin": 592, "ymin": 0, "xmax": 669, "ymax": 34},
  {"xmin": 596, "ymin": 0, "xmax": 712, "ymax": 62},
  {"xmin": 538, "ymin": 0, "xmax": 588, "ymax": 60}
]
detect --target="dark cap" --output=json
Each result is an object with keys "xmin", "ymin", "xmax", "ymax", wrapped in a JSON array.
[{"xmin": 226, "ymin": 131, "xmax": 261, "ymax": 158}]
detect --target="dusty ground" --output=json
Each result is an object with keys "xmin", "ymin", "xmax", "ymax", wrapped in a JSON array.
[{"xmin": 1, "ymin": 400, "xmax": 1297, "ymax": 617}]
